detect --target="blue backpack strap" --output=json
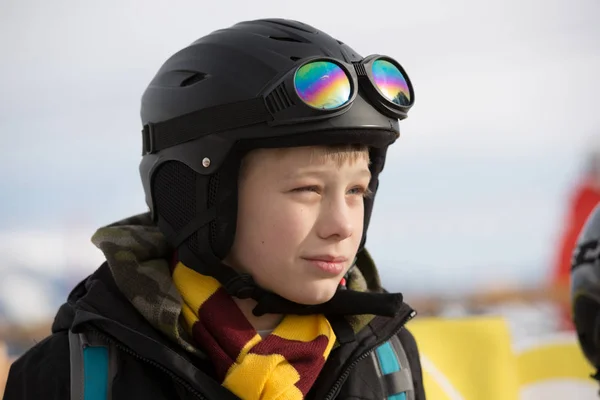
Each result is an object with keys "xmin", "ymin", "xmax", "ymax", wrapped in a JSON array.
[
  {"xmin": 68, "ymin": 330, "xmax": 117, "ymax": 400},
  {"xmin": 372, "ymin": 334, "xmax": 415, "ymax": 400}
]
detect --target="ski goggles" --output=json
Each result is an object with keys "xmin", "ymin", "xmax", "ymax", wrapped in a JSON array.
[
  {"xmin": 142, "ymin": 54, "xmax": 414, "ymax": 155},
  {"xmin": 272, "ymin": 54, "xmax": 414, "ymax": 122}
]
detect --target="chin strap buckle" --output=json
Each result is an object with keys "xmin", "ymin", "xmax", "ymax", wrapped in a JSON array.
[{"xmin": 225, "ymin": 274, "xmax": 261, "ymax": 299}]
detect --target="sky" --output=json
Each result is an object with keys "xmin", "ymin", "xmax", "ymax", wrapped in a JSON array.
[{"xmin": 1, "ymin": 0, "xmax": 600, "ymax": 305}]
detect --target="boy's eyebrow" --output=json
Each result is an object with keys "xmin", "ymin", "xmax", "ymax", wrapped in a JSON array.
[
  {"xmin": 356, "ymin": 169, "xmax": 372, "ymax": 179},
  {"xmin": 282, "ymin": 170, "xmax": 323, "ymax": 181},
  {"xmin": 283, "ymin": 168, "xmax": 372, "ymax": 180}
]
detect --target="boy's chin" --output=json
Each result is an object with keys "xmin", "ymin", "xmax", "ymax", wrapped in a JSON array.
[{"xmin": 277, "ymin": 283, "xmax": 339, "ymax": 306}]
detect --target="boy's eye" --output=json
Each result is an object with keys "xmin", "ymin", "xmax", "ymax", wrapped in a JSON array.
[
  {"xmin": 291, "ymin": 186, "xmax": 371, "ymax": 197},
  {"xmin": 293, "ymin": 186, "xmax": 320, "ymax": 193},
  {"xmin": 348, "ymin": 186, "xmax": 371, "ymax": 197}
]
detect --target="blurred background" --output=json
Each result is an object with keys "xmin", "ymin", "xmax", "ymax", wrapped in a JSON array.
[{"xmin": 1, "ymin": 0, "xmax": 600, "ymax": 397}]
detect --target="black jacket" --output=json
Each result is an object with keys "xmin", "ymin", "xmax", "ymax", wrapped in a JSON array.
[{"xmin": 4, "ymin": 263, "xmax": 425, "ymax": 399}]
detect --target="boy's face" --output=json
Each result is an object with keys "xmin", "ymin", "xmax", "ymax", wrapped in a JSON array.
[{"xmin": 225, "ymin": 145, "xmax": 371, "ymax": 305}]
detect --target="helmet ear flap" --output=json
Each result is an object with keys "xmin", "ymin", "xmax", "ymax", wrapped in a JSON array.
[
  {"xmin": 152, "ymin": 160, "xmax": 198, "ymax": 237},
  {"xmin": 151, "ymin": 159, "xmax": 235, "ymax": 260}
]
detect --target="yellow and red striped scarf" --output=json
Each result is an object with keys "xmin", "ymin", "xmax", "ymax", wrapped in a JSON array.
[{"xmin": 172, "ymin": 262, "xmax": 337, "ymax": 400}]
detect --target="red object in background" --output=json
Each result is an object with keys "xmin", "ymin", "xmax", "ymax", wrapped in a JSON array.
[{"xmin": 553, "ymin": 179, "xmax": 600, "ymax": 286}]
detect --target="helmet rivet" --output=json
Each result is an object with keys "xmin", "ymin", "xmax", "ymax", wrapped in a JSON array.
[{"xmin": 202, "ymin": 157, "xmax": 211, "ymax": 168}]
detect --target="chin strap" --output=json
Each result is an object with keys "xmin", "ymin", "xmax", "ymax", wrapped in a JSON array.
[
  {"xmin": 219, "ymin": 262, "xmax": 403, "ymax": 317},
  {"xmin": 178, "ymin": 248, "xmax": 405, "ymax": 319},
  {"xmin": 251, "ymin": 289, "xmax": 404, "ymax": 317}
]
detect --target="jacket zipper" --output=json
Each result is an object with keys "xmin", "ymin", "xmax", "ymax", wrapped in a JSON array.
[
  {"xmin": 88, "ymin": 328, "xmax": 210, "ymax": 400},
  {"xmin": 323, "ymin": 310, "xmax": 417, "ymax": 400}
]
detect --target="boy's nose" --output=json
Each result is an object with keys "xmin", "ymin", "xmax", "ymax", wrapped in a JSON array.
[{"xmin": 316, "ymin": 200, "xmax": 354, "ymax": 241}]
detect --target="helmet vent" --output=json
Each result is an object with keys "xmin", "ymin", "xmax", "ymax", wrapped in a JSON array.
[
  {"xmin": 268, "ymin": 35, "xmax": 306, "ymax": 43},
  {"xmin": 265, "ymin": 83, "xmax": 294, "ymax": 113},
  {"xmin": 290, "ymin": 56, "xmax": 302, "ymax": 62},
  {"xmin": 180, "ymin": 72, "xmax": 209, "ymax": 87}
]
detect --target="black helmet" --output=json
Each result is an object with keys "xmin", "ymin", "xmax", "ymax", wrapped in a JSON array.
[
  {"xmin": 571, "ymin": 203, "xmax": 600, "ymax": 380},
  {"xmin": 138, "ymin": 18, "xmax": 414, "ymax": 317}
]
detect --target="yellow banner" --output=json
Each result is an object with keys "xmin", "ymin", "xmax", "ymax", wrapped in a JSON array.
[{"xmin": 408, "ymin": 317, "xmax": 597, "ymax": 400}]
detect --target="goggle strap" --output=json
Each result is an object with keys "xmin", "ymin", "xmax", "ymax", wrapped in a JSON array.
[{"xmin": 142, "ymin": 97, "xmax": 272, "ymax": 155}]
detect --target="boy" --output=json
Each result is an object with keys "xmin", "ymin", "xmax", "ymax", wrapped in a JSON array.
[{"xmin": 4, "ymin": 18, "xmax": 425, "ymax": 399}]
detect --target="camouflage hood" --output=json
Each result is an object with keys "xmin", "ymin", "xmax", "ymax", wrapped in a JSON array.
[{"xmin": 91, "ymin": 212, "xmax": 385, "ymax": 355}]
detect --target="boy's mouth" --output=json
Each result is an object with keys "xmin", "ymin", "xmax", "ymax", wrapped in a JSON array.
[
  {"xmin": 302, "ymin": 255, "xmax": 348, "ymax": 263},
  {"xmin": 301, "ymin": 255, "xmax": 348, "ymax": 275}
]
